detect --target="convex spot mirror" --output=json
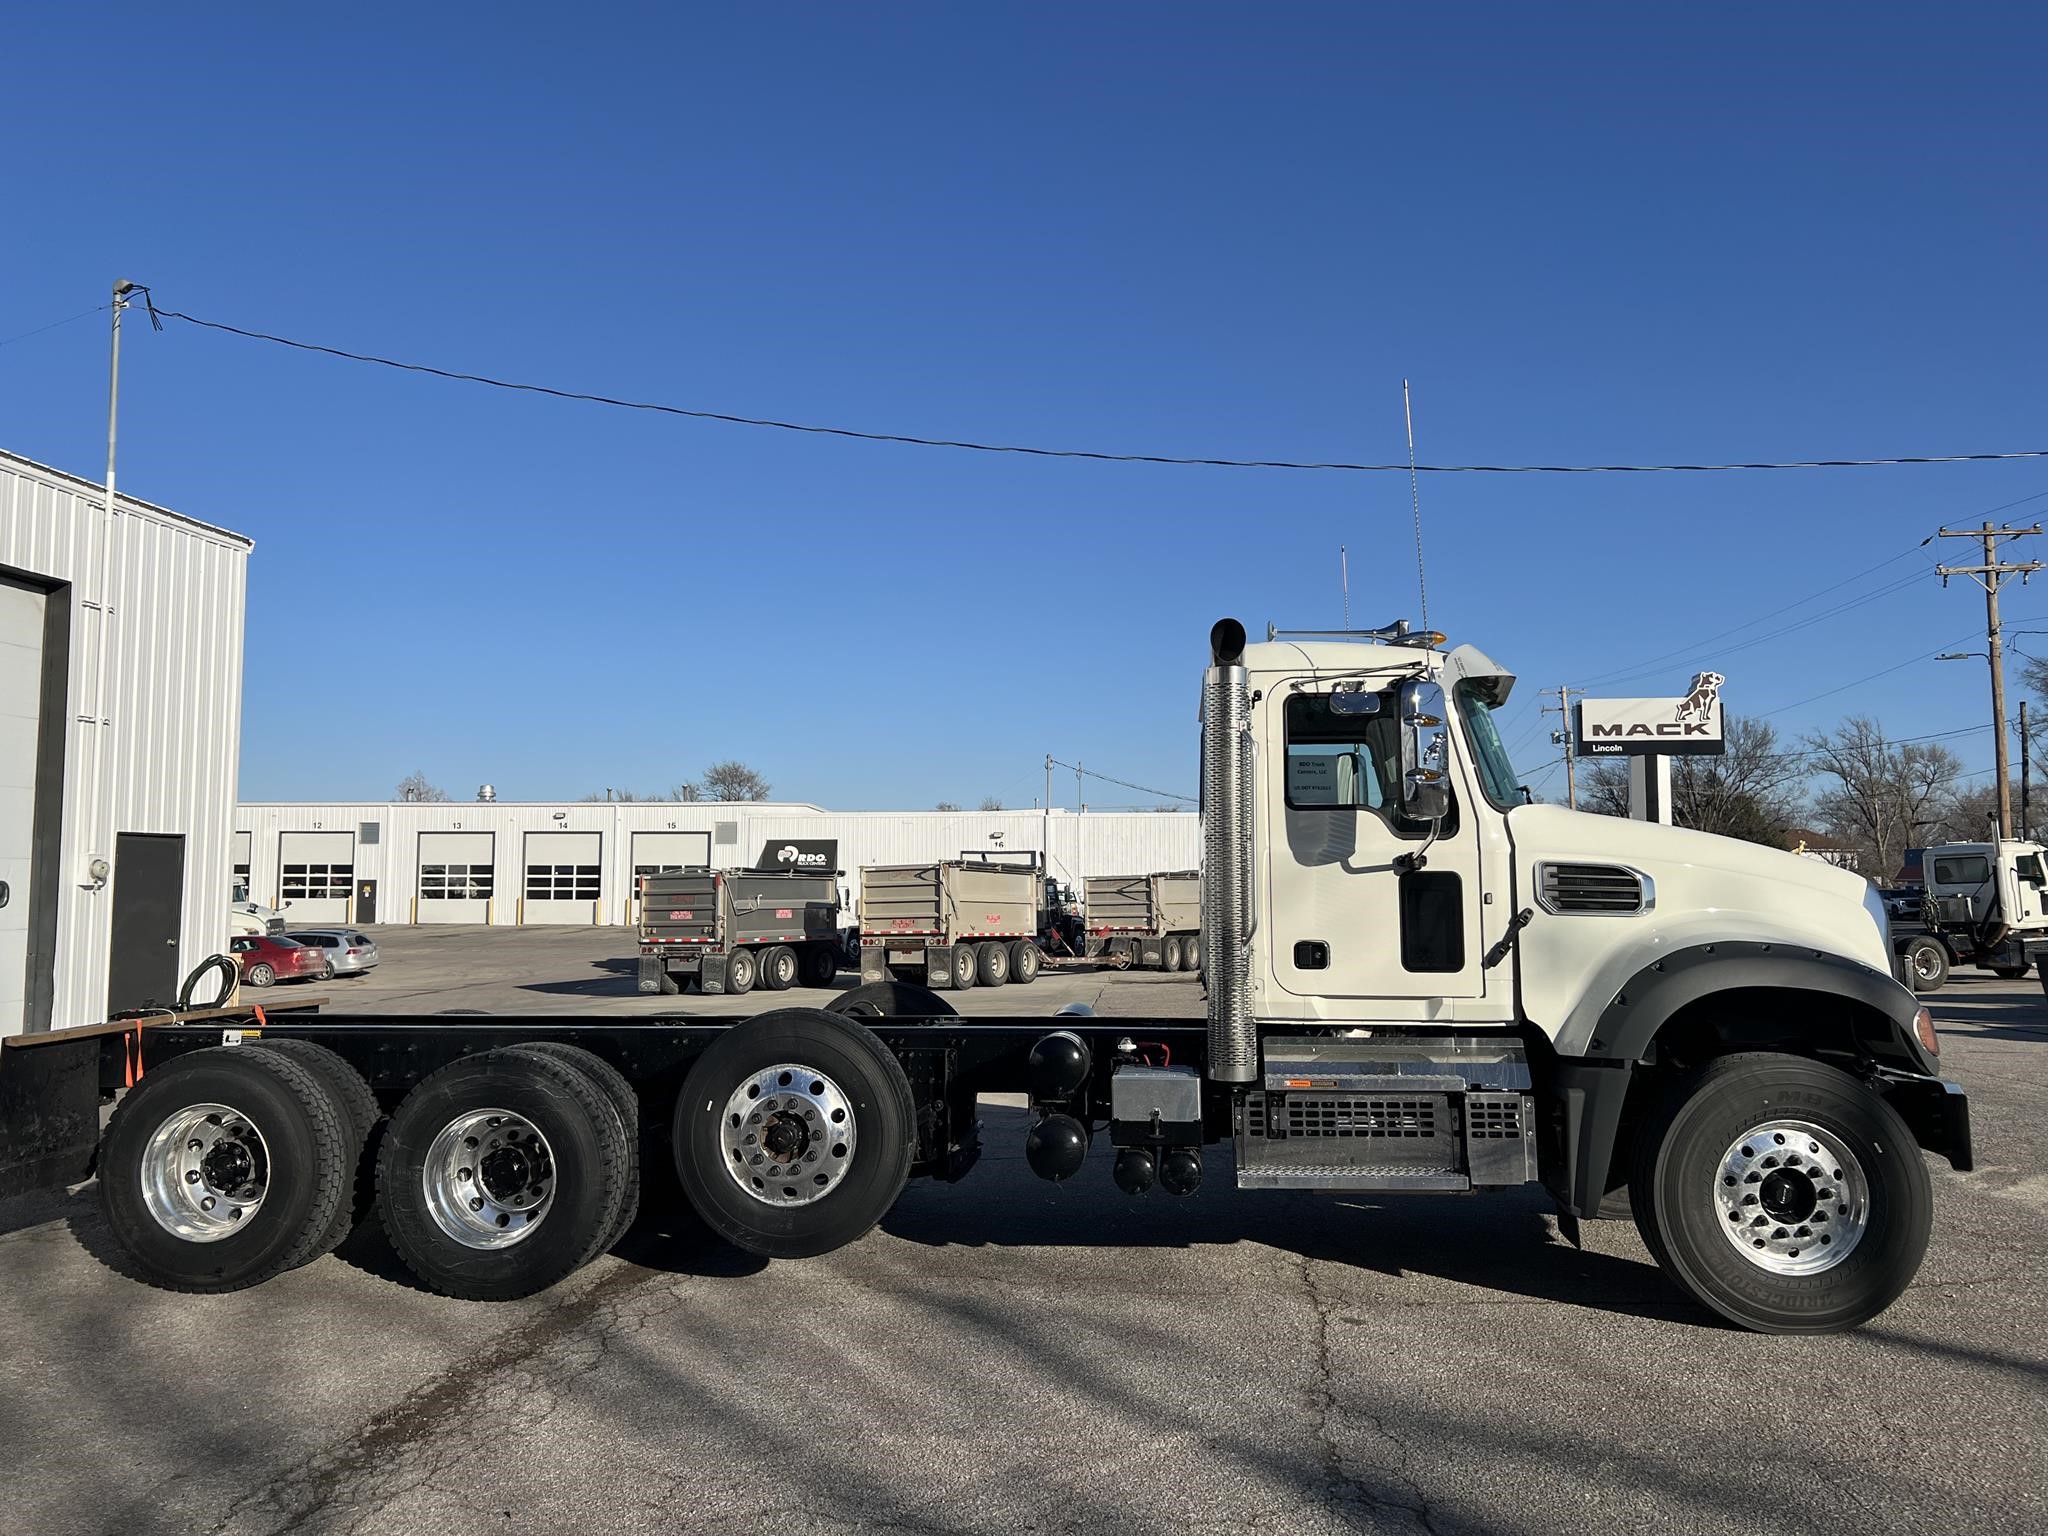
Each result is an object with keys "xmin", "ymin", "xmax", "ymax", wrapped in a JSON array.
[{"xmin": 1399, "ymin": 679, "xmax": 1451, "ymax": 822}]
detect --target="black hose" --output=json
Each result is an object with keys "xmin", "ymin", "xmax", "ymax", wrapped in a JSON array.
[{"xmin": 178, "ymin": 953, "xmax": 239, "ymax": 1011}]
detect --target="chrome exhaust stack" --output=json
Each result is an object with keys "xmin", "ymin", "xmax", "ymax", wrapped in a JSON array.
[{"xmin": 1202, "ymin": 618, "xmax": 1257, "ymax": 1083}]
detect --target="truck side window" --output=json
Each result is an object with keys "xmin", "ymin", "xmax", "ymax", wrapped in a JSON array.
[
  {"xmin": 1283, "ymin": 690, "xmax": 1452, "ymax": 839},
  {"xmin": 1933, "ymin": 856, "xmax": 1990, "ymax": 885}
]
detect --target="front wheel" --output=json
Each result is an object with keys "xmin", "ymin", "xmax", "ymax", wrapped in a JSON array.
[
  {"xmin": 1630, "ymin": 1053, "xmax": 1932, "ymax": 1333},
  {"xmin": 1902, "ymin": 938, "xmax": 1948, "ymax": 992}
]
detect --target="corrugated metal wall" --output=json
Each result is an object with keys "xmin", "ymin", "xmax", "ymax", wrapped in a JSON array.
[
  {"xmin": 234, "ymin": 802, "xmax": 1201, "ymax": 927},
  {"xmin": 0, "ymin": 451, "xmax": 250, "ymax": 1033}
]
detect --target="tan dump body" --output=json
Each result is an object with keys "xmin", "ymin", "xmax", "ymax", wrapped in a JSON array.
[
  {"xmin": 1085, "ymin": 871, "xmax": 1202, "ymax": 937},
  {"xmin": 860, "ymin": 860, "xmax": 1039, "ymax": 946}
]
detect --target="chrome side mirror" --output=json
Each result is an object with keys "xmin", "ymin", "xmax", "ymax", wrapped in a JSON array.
[{"xmin": 1399, "ymin": 679, "xmax": 1451, "ymax": 823}]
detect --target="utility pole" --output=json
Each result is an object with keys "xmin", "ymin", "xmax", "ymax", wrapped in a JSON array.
[
  {"xmin": 1938, "ymin": 522, "xmax": 2043, "ymax": 840},
  {"xmin": 1542, "ymin": 686, "xmax": 1582, "ymax": 809},
  {"xmin": 2022, "ymin": 700, "xmax": 2031, "ymax": 842}
]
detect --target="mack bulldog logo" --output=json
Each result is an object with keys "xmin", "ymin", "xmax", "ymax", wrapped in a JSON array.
[{"xmin": 1675, "ymin": 671, "xmax": 1725, "ymax": 727}]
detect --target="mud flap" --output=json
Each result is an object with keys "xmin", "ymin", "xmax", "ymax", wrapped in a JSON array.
[{"xmin": 0, "ymin": 1036, "xmax": 104, "ymax": 1200}]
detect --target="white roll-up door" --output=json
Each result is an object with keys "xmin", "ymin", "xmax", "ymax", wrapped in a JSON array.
[
  {"xmin": 522, "ymin": 831, "xmax": 602, "ymax": 925},
  {"xmin": 630, "ymin": 830, "xmax": 712, "ymax": 919},
  {"xmin": 278, "ymin": 830, "xmax": 356, "ymax": 924},
  {"xmin": 231, "ymin": 830, "xmax": 253, "ymax": 897},
  {"xmin": 418, "ymin": 830, "xmax": 496, "ymax": 925},
  {"xmin": 1, "ymin": 578, "xmax": 46, "ymax": 1039}
]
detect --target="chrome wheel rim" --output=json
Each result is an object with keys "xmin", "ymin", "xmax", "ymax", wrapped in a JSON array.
[
  {"xmin": 720, "ymin": 1063, "xmax": 857, "ymax": 1207},
  {"xmin": 422, "ymin": 1109, "xmax": 554, "ymax": 1249},
  {"xmin": 1912, "ymin": 948, "xmax": 1939, "ymax": 982},
  {"xmin": 1714, "ymin": 1119, "xmax": 1869, "ymax": 1275},
  {"xmin": 140, "ymin": 1102, "xmax": 270, "ymax": 1242}
]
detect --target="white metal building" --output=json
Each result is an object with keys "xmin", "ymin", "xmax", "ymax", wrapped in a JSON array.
[
  {"xmin": 1, "ymin": 450, "xmax": 250, "ymax": 1036},
  {"xmin": 232, "ymin": 802, "xmax": 1201, "ymax": 928}
]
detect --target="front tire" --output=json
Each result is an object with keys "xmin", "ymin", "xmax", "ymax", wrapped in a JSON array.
[
  {"xmin": 1902, "ymin": 938, "xmax": 1948, "ymax": 992},
  {"xmin": 672, "ymin": 1008, "xmax": 915, "ymax": 1259},
  {"xmin": 1630, "ymin": 1053, "xmax": 1932, "ymax": 1333}
]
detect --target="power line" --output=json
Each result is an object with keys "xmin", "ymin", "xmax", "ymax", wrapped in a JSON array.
[
  {"xmin": 1044, "ymin": 756, "xmax": 1194, "ymax": 805},
  {"xmin": 0, "ymin": 303, "xmax": 110, "ymax": 349},
  {"xmin": 141, "ymin": 298, "xmax": 2048, "ymax": 476}
]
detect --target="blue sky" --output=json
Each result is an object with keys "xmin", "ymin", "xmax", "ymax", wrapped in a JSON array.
[{"xmin": 4, "ymin": 4, "xmax": 2044, "ymax": 808}]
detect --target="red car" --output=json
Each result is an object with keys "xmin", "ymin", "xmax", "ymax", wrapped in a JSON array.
[{"xmin": 228, "ymin": 933, "xmax": 333, "ymax": 987}]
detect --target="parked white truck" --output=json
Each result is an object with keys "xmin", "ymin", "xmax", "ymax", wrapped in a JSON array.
[
  {"xmin": 1082, "ymin": 871, "xmax": 1202, "ymax": 970},
  {"xmin": 2, "ymin": 616, "xmax": 1968, "ymax": 1335},
  {"xmin": 1891, "ymin": 839, "xmax": 2048, "ymax": 990}
]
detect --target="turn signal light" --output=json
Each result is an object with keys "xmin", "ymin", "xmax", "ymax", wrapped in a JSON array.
[{"xmin": 1914, "ymin": 1007, "xmax": 1939, "ymax": 1056}]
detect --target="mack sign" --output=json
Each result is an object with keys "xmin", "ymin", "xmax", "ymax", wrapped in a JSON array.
[{"xmin": 1575, "ymin": 672, "xmax": 1726, "ymax": 758}]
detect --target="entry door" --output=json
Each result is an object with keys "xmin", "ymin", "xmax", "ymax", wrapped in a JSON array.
[
  {"xmin": 109, "ymin": 833, "xmax": 185, "ymax": 1014},
  {"xmin": 522, "ymin": 831, "xmax": 602, "ymax": 924},
  {"xmin": 1263, "ymin": 680, "xmax": 1489, "ymax": 1014},
  {"xmin": 356, "ymin": 879, "xmax": 378, "ymax": 924},
  {"xmin": 0, "ymin": 577, "xmax": 44, "ymax": 1038}
]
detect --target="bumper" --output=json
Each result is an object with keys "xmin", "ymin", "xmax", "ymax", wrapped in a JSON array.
[{"xmin": 1877, "ymin": 1071, "xmax": 1973, "ymax": 1172}]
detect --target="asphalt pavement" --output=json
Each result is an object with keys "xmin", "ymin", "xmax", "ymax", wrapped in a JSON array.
[{"xmin": 0, "ymin": 933, "xmax": 2040, "ymax": 1536}]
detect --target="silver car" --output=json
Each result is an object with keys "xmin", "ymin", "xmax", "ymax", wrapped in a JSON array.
[{"xmin": 286, "ymin": 929, "xmax": 381, "ymax": 976}]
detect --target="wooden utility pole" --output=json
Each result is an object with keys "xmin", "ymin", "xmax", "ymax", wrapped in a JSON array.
[
  {"xmin": 1938, "ymin": 522, "xmax": 2043, "ymax": 840},
  {"xmin": 2023, "ymin": 700, "xmax": 2031, "ymax": 842},
  {"xmin": 1543, "ymin": 685, "xmax": 1582, "ymax": 809}
]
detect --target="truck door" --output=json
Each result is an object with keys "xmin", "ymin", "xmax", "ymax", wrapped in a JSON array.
[{"xmin": 1264, "ymin": 680, "xmax": 1491, "ymax": 1010}]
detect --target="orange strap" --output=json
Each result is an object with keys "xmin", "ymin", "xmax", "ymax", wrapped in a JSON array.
[{"xmin": 252, "ymin": 1005, "xmax": 268, "ymax": 1029}]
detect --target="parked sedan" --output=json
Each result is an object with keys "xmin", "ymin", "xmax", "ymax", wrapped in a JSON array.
[
  {"xmin": 229, "ymin": 933, "xmax": 331, "ymax": 987},
  {"xmin": 287, "ymin": 929, "xmax": 381, "ymax": 976}
]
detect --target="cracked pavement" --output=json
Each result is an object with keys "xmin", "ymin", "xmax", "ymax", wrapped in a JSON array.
[{"xmin": 0, "ymin": 963, "xmax": 2043, "ymax": 1535}]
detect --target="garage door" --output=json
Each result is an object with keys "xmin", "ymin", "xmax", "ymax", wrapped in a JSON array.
[
  {"xmin": 232, "ymin": 831, "xmax": 253, "ymax": 900},
  {"xmin": 522, "ymin": 831, "xmax": 602, "ymax": 925},
  {"xmin": 0, "ymin": 577, "xmax": 45, "ymax": 1039},
  {"xmin": 279, "ymin": 830, "xmax": 356, "ymax": 924},
  {"xmin": 418, "ymin": 830, "xmax": 495, "ymax": 924},
  {"xmin": 630, "ymin": 830, "xmax": 712, "ymax": 920}
]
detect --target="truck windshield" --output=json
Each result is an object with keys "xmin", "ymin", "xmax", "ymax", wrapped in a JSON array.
[{"xmin": 1455, "ymin": 681, "xmax": 1523, "ymax": 810}]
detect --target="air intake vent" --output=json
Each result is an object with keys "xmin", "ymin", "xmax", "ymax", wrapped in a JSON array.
[{"xmin": 1538, "ymin": 863, "xmax": 1648, "ymax": 915}]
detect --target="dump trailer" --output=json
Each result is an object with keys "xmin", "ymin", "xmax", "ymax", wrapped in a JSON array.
[
  {"xmin": 857, "ymin": 857, "xmax": 1044, "ymax": 989},
  {"xmin": 1082, "ymin": 871, "xmax": 1203, "ymax": 970},
  {"xmin": 0, "ymin": 616, "xmax": 1973, "ymax": 1336},
  {"xmin": 637, "ymin": 868, "xmax": 843, "ymax": 995}
]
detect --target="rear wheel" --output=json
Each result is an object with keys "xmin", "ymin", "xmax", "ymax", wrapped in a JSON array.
[
  {"xmin": 98, "ymin": 1046, "xmax": 351, "ymax": 1293},
  {"xmin": 245, "ymin": 963, "xmax": 275, "ymax": 988},
  {"xmin": 949, "ymin": 945, "xmax": 977, "ymax": 990},
  {"xmin": 825, "ymin": 980, "xmax": 957, "ymax": 1018},
  {"xmin": 1181, "ymin": 934, "xmax": 1201, "ymax": 972},
  {"xmin": 508, "ymin": 1042, "xmax": 641, "ymax": 1256},
  {"xmin": 799, "ymin": 944, "xmax": 837, "ymax": 988},
  {"xmin": 376, "ymin": 1049, "xmax": 629, "ymax": 1300},
  {"xmin": 1629, "ymin": 1052, "xmax": 1932, "ymax": 1333},
  {"xmin": 244, "ymin": 1037, "xmax": 379, "ymax": 1250},
  {"xmin": 1902, "ymin": 938, "xmax": 1948, "ymax": 991},
  {"xmin": 1009, "ymin": 940, "xmax": 1042, "ymax": 985},
  {"xmin": 761, "ymin": 945, "xmax": 799, "ymax": 992},
  {"xmin": 1163, "ymin": 936, "xmax": 1184, "ymax": 972},
  {"xmin": 975, "ymin": 940, "xmax": 1009, "ymax": 987},
  {"xmin": 726, "ymin": 948, "xmax": 758, "ymax": 995}
]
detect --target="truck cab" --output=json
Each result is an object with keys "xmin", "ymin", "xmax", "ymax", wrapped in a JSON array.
[
  {"xmin": 1915, "ymin": 839, "xmax": 2048, "ymax": 981},
  {"xmin": 227, "ymin": 879, "xmax": 287, "ymax": 937}
]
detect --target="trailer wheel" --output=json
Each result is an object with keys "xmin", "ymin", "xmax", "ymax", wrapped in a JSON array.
[
  {"xmin": 825, "ymin": 980, "xmax": 957, "ymax": 1018},
  {"xmin": 1181, "ymin": 934, "xmax": 1201, "ymax": 972},
  {"xmin": 726, "ymin": 948, "xmax": 758, "ymax": 995},
  {"xmin": 799, "ymin": 944, "xmax": 837, "ymax": 988},
  {"xmin": 506, "ymin": 1043, "xmax": 641, "ymax": 1257},
  {"xmin": 245, "ymin": 962, "xmax": 276, "ymax": 988},
  {"xmin": 98, "ymin": 1046, "xmax": 352, "ymax": 1293},
  {"xmin": 761, "ymin": 945, "xmax": 800, "ymax": 991},
  {"xmin": 1629, "ymin": 1052, "xmax": 1932, "ymax": 1333},
  {"xmin": 376, "ymin": 1049, "xmax": 630, "ymax": 1301},
  {"xmin": 1901, "ymin": 937, "xmax": 1948, "ymax": 991},
  {"xmin": 1162, "ymin": 937, "xmax": 1184, "ymax": 972},
  {"xmin": 1010, "ymin": 940, "xmax": 1042, "ymax": 985},
  {"xmin": 949, "ymin": 945, "xmax": 977, "ymax": 990},
  {"xmin": 975, "ymin": 941, "xmax": 1010, "ymax": 987},
  {"xmin": 673, "ymin": 1008, "xmax": 915, "ymax": 1258},
  {"xmin": 244, "ymin": 1037, "xmax": 380, "ymax": 1249}
]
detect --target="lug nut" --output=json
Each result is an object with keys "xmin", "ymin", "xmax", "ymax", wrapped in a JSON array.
[
  {"xmin": 185, "ymin": 1170, "xmax": 201, "ymax": 1184},
  {"xmin": 458, "ymin": 1167, "xmax": 473, "ymax": 1181},
  {"xmin": 470, "ymin": 1197, "xmax": 484, "ymax": 1212},
  {"xmin": 201, "ymin": 1197, "xmax": 216, "ymax": 1211},
  {"xmin": 188, "ymin": 1139, "xmax": 204, "ymax": 1152}
]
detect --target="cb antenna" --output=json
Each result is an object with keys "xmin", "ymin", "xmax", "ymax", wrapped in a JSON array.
[
  {"xmin": 1340, "ymin": 544, "xmax": 1350, "ymax": 628},
  {"xmin": 1403, "ymin": 378, "xmax": 1430, "ymax": 635}
]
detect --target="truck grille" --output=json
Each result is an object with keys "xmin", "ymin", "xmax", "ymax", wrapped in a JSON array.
[
  {"xmin": 1465, "ymin": 1096, "xmax": 1523, "ymax": 1139},
  {"xmin": 1538, "ymin": 862, "xmax": 1648, "ymax": 915}
]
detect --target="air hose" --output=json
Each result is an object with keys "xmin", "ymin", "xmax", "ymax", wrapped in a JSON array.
[{"xmin": 177, "ymin": 953, "xmax": 239, "ymax": 1011}]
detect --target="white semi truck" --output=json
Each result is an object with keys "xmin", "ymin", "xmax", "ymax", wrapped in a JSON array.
[
  {"xmin": 0, "ymin": 617, "xmax": 1969, "ymax": 1334},
  {"xmin": 1891, "ymin": 839, "xmax": 2048, "ymax": 990}
]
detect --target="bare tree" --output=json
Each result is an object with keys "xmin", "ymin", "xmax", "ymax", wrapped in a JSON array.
[
  {"xmin": 978, "ymin": 796, "xmax": 1005, "ymax": 811},
  {"xmin": 934, "ymin": 801, "xmax": 962, "ymax": 812},
  {"xmin": 395, "ymin": 770, "xmax": 448, "ymax": 803},
  {"xmin": 700, "ymin": 761, "xmax": 771, "ymax": 802},
  {"xmin": 1804, "ymin": 717, "xmax": 1964, "ymax": 879},
  {"xmin": 1579, "ymin": 716, "xmax": 1806, "ymax": 846}
]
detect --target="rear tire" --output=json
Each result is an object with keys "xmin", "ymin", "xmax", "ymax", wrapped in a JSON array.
[
  {"xmin": 376, "ymin": 1049, "xmax": 629, "ymax": 1300},
  {"xmin": 825, "ymin": 980, "xmax": 957, "ymax": 1018},
  {"xmin": 508, "ymin": 1043, "xmax": 641, "ymax": 1256},
  {"xmin": 949, "ymin": 945, "xmax": 977, "ymax": 990},
  {"xmin": 799, "ymin": 944, "xmax": 837, "ymax": 988},
  {"xmin": 761, "ymin": 945, "xmax": 799, "ymax": 992},
  {"xmin": 975, "ymin": 940, "xmax": 1009, "ymax": 987},
  {"xmin": 1009, "ymin": 940, "xmax": 1041, "ymax": 985},
  {"xmin": 672, "ymin": 1008, "xmax": 915, "ymax": 1259},
  {"xmin": 1629, "ymin": 1052, "xmax": 1932, "ymax": 1333},
  {"xmin": 726, "ymin": 948, "xmax": 758, "ymax": 996},
  {"xmin": 244, "ymin": 1037, "xmax": 379, "ymax": 1250},
  {"xmin": 1163, "ymin": 936, "xmax": 1184, "ymax": 972},
  {"xmin": 1902, "ymin": 938, "xmax": 1948, "ymax": 991},
  {"xmin": 98, "ymin": 1046, "xmax": 351, "ymax": 1293},
  {"xmin": 245, "ymin": 963, "xmax": 275, "ymax": 988},
  {"xmin": 1181, "ymin": 934, "xmax": 1201, "ymax": 972}
]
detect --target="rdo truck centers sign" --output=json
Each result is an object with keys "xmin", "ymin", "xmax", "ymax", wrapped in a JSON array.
[{"xmin": 1575, "ymin": 672, "xmax": 1726, "ymax": 757}]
